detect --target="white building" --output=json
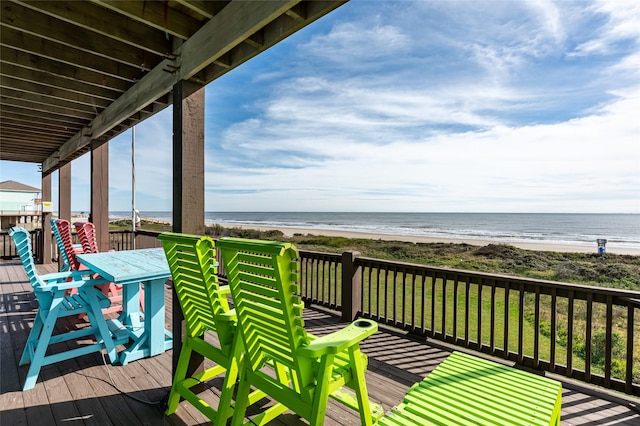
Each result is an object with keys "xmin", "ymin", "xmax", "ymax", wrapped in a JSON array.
[{"xmin": 0, "ymin": 180, "xmax": 42, "ymax": 231}]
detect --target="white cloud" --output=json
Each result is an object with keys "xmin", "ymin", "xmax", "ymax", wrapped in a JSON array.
[
  {"xmin": 3, "ymin": 0, "xmax": 638, "ymax": 213},
  {"xmin": 571, "ymin": 0, "xmax": 640, "ymax": 56}
]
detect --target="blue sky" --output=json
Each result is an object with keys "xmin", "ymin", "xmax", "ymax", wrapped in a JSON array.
[{"xmin": 2, "ymin": 0, "xmax": 639, "ymax": 213}]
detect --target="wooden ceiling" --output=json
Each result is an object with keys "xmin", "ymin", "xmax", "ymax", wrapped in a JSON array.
[{"xmin": 0, "ymin": 0, "xmax": 345, "ymax": 174}]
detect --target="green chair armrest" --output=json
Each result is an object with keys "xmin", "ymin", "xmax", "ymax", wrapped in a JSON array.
[{"xmin": 298, "ymin": 319, "xmax": 377, "ymax": 357}]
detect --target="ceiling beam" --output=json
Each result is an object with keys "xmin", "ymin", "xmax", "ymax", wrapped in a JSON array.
[
  {"xmin": 1, "ymin": 65, "xmax": 120, "ymax": 103},
  {"xmin": 42, "ymin": 0, "xmax": 301, "ymax": 173},
  {"xmin": 0, "ymin": 46, "xmax": 132, "ymax": 92},
  {"xmin": 1, "ymin": 2, "xmax": 161, "ymax": 70},
  {"xmin": 173, "ymin": 0, "xmax": 228, "ymax": 20},
  {"xmin": 0, "ymin": 86, "xmax": 107, "ymax": 114},
  {"xmin": 89, "ymin": 0, "xmax": 202, "ymax": 40},
  {"xmin": 1, "ymin": 107, "xmax": 89, "ymax": 127},
  {"xmin": 14, "ymin": 0, "xmax": 173, "ymax": 57},
  {"xmin": 0, "ymin": 27, "xmax": 147, "ymax": 81}
]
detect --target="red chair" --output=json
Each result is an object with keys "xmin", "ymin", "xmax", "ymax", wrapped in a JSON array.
[
  {"xmin": 55, "ymin": 219, "xmax": 123, "ymax": 316},
  {"xmin": 74, "ymin": 221, "xmax": 100, "ymax": 254},
  {"xmin": 73, "ymin": 221, "xmax": 143, "ymax": 313}
]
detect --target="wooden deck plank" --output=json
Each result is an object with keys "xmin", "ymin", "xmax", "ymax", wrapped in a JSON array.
[{"xmin": 1, "ymin": 259, "xmax": 639, "ymax": 425}]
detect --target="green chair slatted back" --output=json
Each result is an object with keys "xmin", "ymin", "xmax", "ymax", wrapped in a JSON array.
[
  {"xmin": 217, "ymin": 237, "xmax": 383, "ymax": 426},
  {"xmin": 9, "ymin": 226, "xmax": 120, "ymax": 391},
  {"xmin": 159, "ymin": 232, "xmax": 232, "ymax": 345},
  {"xmin": 223, "ymin": 238, "xmax": 305, "ymax": 372},
  {"xmin": 158, "ymin": 232, "xmax": 242, "ymax": 424}
]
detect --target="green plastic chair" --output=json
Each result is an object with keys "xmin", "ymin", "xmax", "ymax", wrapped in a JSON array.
[
  {"xmin": 9, "ymin": 226, "xmax": 122, "ymax": 391},
  {"xmin": 158, "ymin": 232, "xmax": 265, "ymax": 424},
  {"xmin": 217, "ymin": 237, "xmax": 384, "ymax": 426}
]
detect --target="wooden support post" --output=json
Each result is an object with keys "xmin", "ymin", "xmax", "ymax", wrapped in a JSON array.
[
  {"xmin": 58, "ymin": 163, "xmax": 72, "ymax": 222},
  {"xmin": 172, "ymin": 80, "xmax": 206, "ymax": 379},
  {"xmin": 57, "ymin": 163, "xmax": 72, "ymax": 269},
  {"xmin": 90, "ymin": 141, "xmax": 109, "ymax": 252},
  {"xmin": 40, "ymin": 173, "xmax": 52, "ymax": 264},
  {"xmin": 342, "ymin": 251, "xmax": 361, "ymax": 322}
]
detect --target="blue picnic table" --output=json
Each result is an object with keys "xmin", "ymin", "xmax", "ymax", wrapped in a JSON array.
[{"xmin": 77, "ymin": 248, "xmax": 173, "ymax": 365}]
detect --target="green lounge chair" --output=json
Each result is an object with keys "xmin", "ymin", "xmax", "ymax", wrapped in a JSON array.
[{"xmin": 217, "ymin": 237, "xmax": 384, "ymax": 426}]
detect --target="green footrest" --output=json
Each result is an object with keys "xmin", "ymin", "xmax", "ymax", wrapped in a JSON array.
[{"xmin": 379, "ymin": 352, "xmax": 562, "ymax": 426}]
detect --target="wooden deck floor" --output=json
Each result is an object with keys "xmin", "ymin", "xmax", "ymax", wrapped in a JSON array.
[{"xmin": 1, "ymin": 259, "xmax": 639, "ymax": 425}]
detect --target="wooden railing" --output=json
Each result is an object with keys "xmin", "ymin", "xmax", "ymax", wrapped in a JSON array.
[
  {"xmin": 0, "ymin": 229, "xmax": 41, "ymax": 260},
  {"xmin": 2, "ymin": 228, "xmax": 638, "ymax": 396},
  {"xmin": 297, "ymin": 252, "xmax": 640, "ymax": 397},
  {"xmin": 1, "ymin": 229, "xmax": 134, "ymax": 262}
]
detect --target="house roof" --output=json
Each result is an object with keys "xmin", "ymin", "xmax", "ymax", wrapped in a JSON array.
[{"xmin": 0, "ymin": 180, "xmax": 41, "ymax": 192}]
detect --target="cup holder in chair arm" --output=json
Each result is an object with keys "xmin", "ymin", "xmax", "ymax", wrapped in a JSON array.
[{"xmin": 354, "ymin": 319, "xmax": 376, "ymax": 328}]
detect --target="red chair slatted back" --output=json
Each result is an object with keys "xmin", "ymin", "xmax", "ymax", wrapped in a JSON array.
[
  {"xmin": 56, "ymin": 219, "xmax": 81, "ymax": 270},
  {"xmin": 74, "ymin": 222, "xmax": 99, "ymax": 254}
]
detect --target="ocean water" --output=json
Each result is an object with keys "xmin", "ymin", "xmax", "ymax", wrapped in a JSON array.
[{"xmin": 107, "ymin": 211, "xmax": 640, "ymax": 250}]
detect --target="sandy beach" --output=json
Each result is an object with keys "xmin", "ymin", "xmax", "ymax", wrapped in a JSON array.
[
  {"xmin": 236, "ymin": 225, "xmax": 640, "ymax": 256},
  {"xmin": 85, "ymin": 213, "xmax": 639, "ymax": 256}
]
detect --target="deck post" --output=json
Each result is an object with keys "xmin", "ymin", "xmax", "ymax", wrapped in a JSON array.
[
  {"xmin": 90, "ymin": 141, "xmax": 109, "ymax": 252},
  {"xmin": 58, "ymin": 163, "xmax": 72, "ymax": 222},
  {"xmin": 171, "ymin": 79, "xmax": 206, "ymax": 380},
  {"xmin": 39, "ymin": 173, "xmax": 52, "ymax": 264},
  {"xmin": 58, "ymin": 163, "xmax": 72, "ymax": 269},
  {"xmin": 342, "ymin": 251, "xmax": 361, "ymax": 322}
]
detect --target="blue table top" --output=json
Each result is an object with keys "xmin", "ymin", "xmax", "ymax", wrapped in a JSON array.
[{"xmin": 77, "ymin": 248, "xmax": 170, "ymax": 283}]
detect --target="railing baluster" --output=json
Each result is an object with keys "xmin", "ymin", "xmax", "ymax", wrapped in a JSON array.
[
  {"xmin": 393, "ymin": 267, "xmax": 398, "ymax": 326},
  {"xmin": 401, "ymin": 268, "xmax": 407, "ymax": 327},
  {"xmin": 504, "ymin": 282, "xmax": 510, "ymax": 359},
  {"xmin": 431, "ymin": 271, "xmax": 437, "ymax": 338},
  {"xmin": 453, "ymin": 276, "xmax": 459, "ymax": 344},
  {"xmin": 464, "ymin": 279, "xmax": 470, "ymax": 346},
  {"xmin": 605, "ymin": 295, "xmax": 613, "ymax": 388},
  {"xmin": 626, "ymin": 301, "xmax": 635, "ymax": 394},
  {"xmin": 518, "ymin": 285, "xmax": 525, "ymax": 364},
  {"xmin": 383, "ymin": 268, "xmax": 389, "ymax": 322},
  {"xmin": 550, "ymin": 287, "xmax": 557, "ymax": 372},
  {"xmin": 442, "ymin": 274, "xmax": 447, "ymax": 340},
  {"xmin": 477, "ymin": 281, "xmax": 483, "ymax": 351},
  {"xmin": 534, "ymin": 285, "xmax": 540, "ymax": 368},
  {"xmin": 567, "ymin": 290, "xmax": 575, "ymax": 377},
  {"xmin": 490, "ymin": 279, "xmax": 496, "ymax": 354},
  {"xmin": 367, "ymin": 266, "xmax": 373, "ymax": 316},
  {"xmin": 411, "ymin": 271, "xmax": 416, "ymax": 333},
  {"xmin": 375, "ymin": 268, "xmax": 381, "ymax": 320},
  {"xmin": 420, "ymin": 270, "xmax": 426, "ymax": 335},
  {"xmin": 585, "ymin": 292, "xmax": 593, "ymax": 382}
]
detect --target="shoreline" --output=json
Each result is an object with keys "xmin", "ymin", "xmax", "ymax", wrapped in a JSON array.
[
  {"xmin": 89, "ymin": 215, "xmax": 640, "ymax": 256},
  {"xmin": 233, "ymin": 224, "xmax": 640, "ymax": 256}
]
